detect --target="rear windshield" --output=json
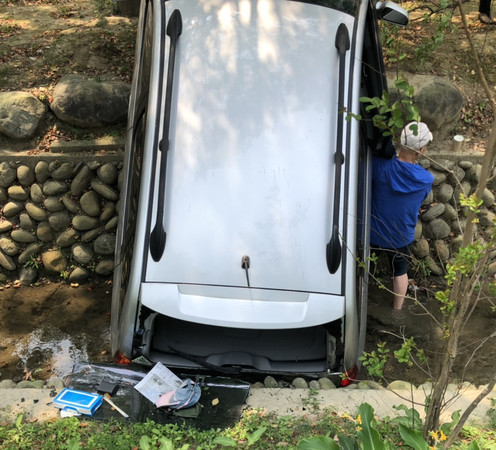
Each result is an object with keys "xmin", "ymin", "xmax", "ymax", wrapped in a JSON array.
[{"xmin": 293, "ymin": 0, "xmax": 360, "ymax": 16}]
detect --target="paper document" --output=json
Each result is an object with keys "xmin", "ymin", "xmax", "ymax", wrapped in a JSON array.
[{"xmin": 134, "ymin": 362, "xmax": 182, "ymax": 404}]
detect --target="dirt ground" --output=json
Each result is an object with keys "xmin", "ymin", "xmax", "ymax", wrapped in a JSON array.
[
  {"xmin": 0, "ymin": 0, "xmax": 137, "ymax": 151},
  {"xmin": 0, "ymin": 282, "xmax": 112, "ymax": 382},
  {"xmin": 0, "ymin": 1, "xmax": 495, "ymax": 385},
  {"xmin": 0, "ymin": 278, "xmax": 494, "ymax": 387},
  {"xmin": 365, "ymin": 277, "xmax": 496, "ymax": 387},
  {"xmin": 1, "ymin": 0, "xmax": 495, "ymax": 153},
  {"xmin": 394, "ymin": 0, "xmax": 496, "ymax": 155}
]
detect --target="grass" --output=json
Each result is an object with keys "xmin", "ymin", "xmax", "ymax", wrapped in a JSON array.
[
  {"xmin": 1, "ymin": 407, "xmax": 495, "ymax": 449},
  {"xmin": 0, "ymin": 411, "xmax": 365, "ymax": 450}
]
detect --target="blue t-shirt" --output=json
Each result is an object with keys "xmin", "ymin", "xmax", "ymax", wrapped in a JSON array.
[{"xmin": 370, "ymin": 156, "xmax": 434, "ymax": 249}]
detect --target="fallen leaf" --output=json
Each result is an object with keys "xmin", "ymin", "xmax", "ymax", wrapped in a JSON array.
[{"xmin": 212, "ymin": 398, "xmax": 219, "ymax": 406}]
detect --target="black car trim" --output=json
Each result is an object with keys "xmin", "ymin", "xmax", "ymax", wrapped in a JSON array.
[
  {"xmin": 326, "ymin": 23, "xmax": 350, "ymax": 275},
  {"xmin": 150, "ymin": 9, "xmax": 183, "ymax": 262}
]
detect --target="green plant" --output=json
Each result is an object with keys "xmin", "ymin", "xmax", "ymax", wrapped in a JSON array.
[
  {"xmin": 139, "ymin": 435, "xmax": 190, "ymax": 450},
  {"xmin": 411, "ymin": 257, "xmax": 432, "ymax": 282},
  {"xmin": 347, "ymin": 77, "xmax": 420, "ymax": 143},
  {"xmin": 488, "ymin": 398, "xmax": 496, "ymax": 430},
  {"xmin": 214, "ymin": 427, "xmax": 266, "ymax": 448},
  {"xmin": 298, "ymin": 403, "xmax": 397, "ymax": 449},
  {"xmin": 359, "ymin": 341, "xmax": 390, "ymax": 379},
  {"xmin": 93, "ymin": 0, "xmax": 119, "ymax": 16},
  {"xmin": 413, "ymin": 0, "xmax": 455, "ymax": 68},
  {"xmin": 362, "ymin": 77, "xmax": 420, "ymax": 138},
  {"xmin": 379, "ymin": 23, "xmax": 407, "ymax": 66},
  {"xmin": 60, "ymin": 270, "xmax": 69, "ymax": 280},
  {"xmin": 2, "ymin": 406, "xmax": 493, "ymax": 449},
  {"xmin": 379, "ymin": 0, "xmax": 455, "ymax": 69},
  {"xmin": 302, "ymin": 388, "xmax": 320, "ymax": 412},
  {"xmin": 23, "ymin": 255, "xmax": 41, "ymax": 270},
  {"xmin": 297, "ymin": 402, "xmax": 483, "ymax": 450},
  {"xmin": 0, "ymin": 23, "xmax": 20, "ymax": 35}
]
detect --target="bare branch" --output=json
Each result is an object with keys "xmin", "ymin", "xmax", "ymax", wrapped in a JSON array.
[{"xmin": 443, "ymin": 374, "xmax": 496, "ymax": 448}]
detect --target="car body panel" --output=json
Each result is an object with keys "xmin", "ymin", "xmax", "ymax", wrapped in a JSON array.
[{"xmin": 111, "ymin": 0, "xmax": 408, "ymax": 376}]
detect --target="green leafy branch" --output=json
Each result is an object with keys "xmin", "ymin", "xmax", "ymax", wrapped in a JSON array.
[{"xmin": 346, "ymin": 77, "xmax": 420, "ymax": 142}]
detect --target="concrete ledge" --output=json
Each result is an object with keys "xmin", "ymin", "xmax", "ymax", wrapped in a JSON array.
[
  {"xmin": 1, "ymin": 386, "xmax": 493, "ymax": 425},
  {"xmin": 0, "ymin": 388, "xmax": 61, "ymax": 423},
  {"xmin": 246, "ymin": 387, "xmax": 495, "ymax": 425},
  {"xmin": 0, "ymin": 148, "xmax": 123, "ymax": 165},
  {"xmin": 49, "ymin": 137, "xmax": 125, "ymax": 153}
]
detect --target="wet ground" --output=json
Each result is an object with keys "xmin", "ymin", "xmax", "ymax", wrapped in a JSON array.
[
  {"xmin": 366, "ymin": 278, "xmax": 496, "ymax": 387},
  {"xmin": 0, "ymin": 280, "xmax": 494, "ymax": 386},
  {"xmin": 0, "ymin": 282, "xmax": 112, "ymax": 382}
]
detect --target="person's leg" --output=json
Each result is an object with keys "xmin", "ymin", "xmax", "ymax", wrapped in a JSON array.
[
  {"xmin": 389, "ymin": 246, "xmax": 411, "ymax": 310},
  {"xmin": 479, "ymin": 0, "xmax": 491, "ymax": 15},
  {"xmin": 479, "ymin": 0, "xmax": 495, "ymax": 23},
  {"xmin": 393, "ymin": 273, "xmax": 409, "ymax": 310}
]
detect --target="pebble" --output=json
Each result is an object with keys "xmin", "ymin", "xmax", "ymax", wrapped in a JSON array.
[
  {"xmin": 264, "ymin": 376, "xmax": 278, "ymax": 388},
  {"xmin": 292, "ymin": 377, "xmax": 308, "ymax": 389},
  {"xmin": 387, "ymin": 380, "xmax": 417, "ymax": 391},
  {"xmin": 0, "ymin": 380, "xmax": 17, "ymax": 389},
  {"xmin": 318, "ymin": 377, "xmax": 336, "ymax": 390}
]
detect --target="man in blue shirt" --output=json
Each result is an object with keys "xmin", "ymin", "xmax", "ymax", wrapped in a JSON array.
[{"xmin": 370, "ymin": 122, "xmax": 434, "ymax": 311}]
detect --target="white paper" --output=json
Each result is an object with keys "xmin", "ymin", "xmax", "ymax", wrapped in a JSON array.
[
  {"xmin": 134, "ymin": 362, "xmax": 182, "ymax": 404},
  {"xmin": 60, "ymin": 409, "xmax": 81, "ymax": 418}
]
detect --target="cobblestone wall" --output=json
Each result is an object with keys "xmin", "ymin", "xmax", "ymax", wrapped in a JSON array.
[
  {"xmin": 0, "ymin": 153, "xmax": 495, "ymax": 285},
  {"xmin": 0, "ymin": 153, "xmax": 122, "ymax": 285},
  {"xmin": 413, "ymin": 156, "xmax": 496, "ymax": 276}
]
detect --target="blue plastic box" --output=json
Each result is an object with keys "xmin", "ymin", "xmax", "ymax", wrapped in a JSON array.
[{"xmin": 53, "ymin": 388, "xmax": 103, "ymax": 416}]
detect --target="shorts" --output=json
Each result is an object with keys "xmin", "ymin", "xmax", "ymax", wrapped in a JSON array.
[{"xmin": 371, "ymin": 244, "xmax": 411, "ymax": 277}]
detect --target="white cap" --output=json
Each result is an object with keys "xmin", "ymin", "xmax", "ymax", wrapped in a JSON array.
[{"xmin": 400, "ymin": 122, "xmax": 433, "ymax": 150}]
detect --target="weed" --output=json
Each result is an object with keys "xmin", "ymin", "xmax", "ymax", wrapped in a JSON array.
[
  {"xmin": 0, "ymin": 23, "xmax": 20, "ymax": 35},
  {"xmin": 93, "ymin": 0, "xmax": 119, "ymax": 16},
  {"xmin": 411, "ymin": 257, "xmax": 432, "ymax": 281},
  {"xmin": 60, "ymin": 269, "xmax": 69, "ymax": 280},
  {"xmin": 0, "ymin": 405, "xmax": 491, "ymax": 449},
  {"xmin": 302, "ymin": 388, "xmax": 321, "ymax": 413},
  {"xmin": 359, "ymin": 341, "xmax": 390, "ymax": 379},
  {"xmin": 488, "ymin": 398, "xmax": 496, "ymax": 430},
  {"xmin": 23, "ymin": 255, "xmax": 41, "ymax": 270}
]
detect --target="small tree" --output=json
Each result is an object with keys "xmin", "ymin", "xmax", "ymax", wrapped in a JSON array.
[
  {"xmin": 357, "ymin": 3, "xmax": 496, "ymax": 444},
  {"xmin": 423, "ymin": 2, "xmax": 496, "ymax": 445}
]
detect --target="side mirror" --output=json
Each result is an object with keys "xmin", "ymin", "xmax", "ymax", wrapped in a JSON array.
[{"xmin": 376, "ymin": 1, "xmax": 409, "ymax": 26}]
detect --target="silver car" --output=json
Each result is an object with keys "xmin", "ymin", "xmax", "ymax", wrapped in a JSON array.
[{"xmin": 111, "ymin": 0, "xmax": 408, "ymax": 382}]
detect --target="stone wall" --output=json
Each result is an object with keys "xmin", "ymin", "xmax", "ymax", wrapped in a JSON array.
[
  {"xmin": 0, "ymin": 152, "xmax": 495, "ymax": 286},
  {"xmin": 0, "ymin": 151, "xmax": 122, "ymax": 285},
  {"xmin": 413, "ymin": 155, "xmax": 496, "ymax": 276}
]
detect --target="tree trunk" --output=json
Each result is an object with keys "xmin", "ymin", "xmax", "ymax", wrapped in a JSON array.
[{"xmin": 422, "ymin": 3, "xmax": 496, "ymax": 436}]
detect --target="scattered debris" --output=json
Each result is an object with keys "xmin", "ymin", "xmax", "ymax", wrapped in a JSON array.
[{"xmin": 103, "ymin": 393, "xmax": 129, "ymax": 418}]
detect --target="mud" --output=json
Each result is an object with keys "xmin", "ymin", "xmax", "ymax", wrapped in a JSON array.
[
  {"xmin": 0, "ymin": 283, "xmax": 112, "ymax": 382},
  {"xmin": 365, "ymin": 279, "xmax": 496, "ymax": 387},
  {"xmin": 0, "ymin": 281, "xmax": 494, "ymax": 387}
]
